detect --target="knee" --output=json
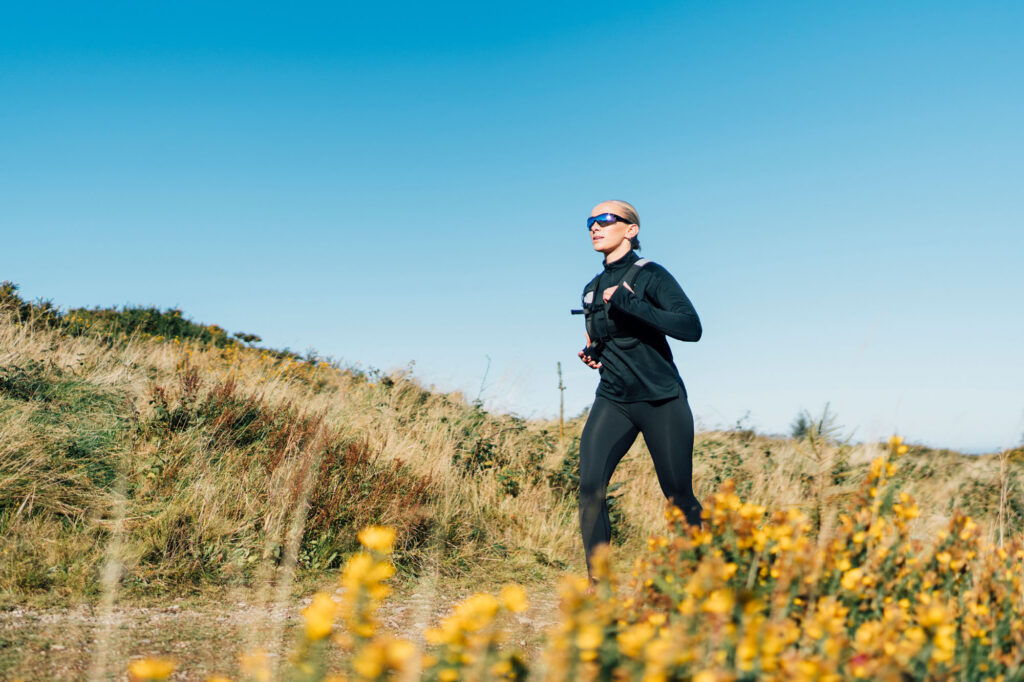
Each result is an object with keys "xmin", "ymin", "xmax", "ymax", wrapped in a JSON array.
[{"xmin": 578, "ymin": 479, "xmax": 605, "ymax": 506}]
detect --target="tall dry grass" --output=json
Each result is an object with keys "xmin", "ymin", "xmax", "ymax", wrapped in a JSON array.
[{"xmin": 1, "ymin": 295, "xmax": 1021, "ymax": 604}]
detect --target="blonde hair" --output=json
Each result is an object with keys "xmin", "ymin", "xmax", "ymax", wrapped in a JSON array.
[{"xmin": 606, "ymin": 200, "xmax": 641, "ymax": 250}]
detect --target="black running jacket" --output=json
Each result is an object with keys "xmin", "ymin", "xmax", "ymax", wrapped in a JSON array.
[{"xmin": 581, "ymin": 250, "xmax": 702, "ymax": 402}]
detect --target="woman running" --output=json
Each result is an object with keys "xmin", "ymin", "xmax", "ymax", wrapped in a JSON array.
[{"xmin": 576, "ymin": 199, "xmax": 703, "ymax": 577}]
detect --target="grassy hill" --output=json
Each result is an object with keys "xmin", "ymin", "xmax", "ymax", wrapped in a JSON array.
[
  {"xmin": 1, "ymin": 280, "xmax": 1021, "ymax": 603},
  {"xmin": 7, "ymin": 281, "xmax": 1024, "ymax": 681}
]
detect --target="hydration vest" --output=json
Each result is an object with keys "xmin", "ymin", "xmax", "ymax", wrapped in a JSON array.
[{"xmin": 571, "ymin": 258, "xmax": 652, "ymax": 354}]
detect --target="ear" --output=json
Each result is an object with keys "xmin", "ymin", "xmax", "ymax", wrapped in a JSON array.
[{"xmin": 626, "ymin": 224, "xmax": 639, "ymax": 239}]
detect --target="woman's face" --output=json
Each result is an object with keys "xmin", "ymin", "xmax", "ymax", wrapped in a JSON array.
[{"xmin": 589, "ymin": 202, "xmax": 638, "ymax": 255}]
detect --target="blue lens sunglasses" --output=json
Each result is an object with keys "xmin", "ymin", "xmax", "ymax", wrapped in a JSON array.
[{"xmin": 587, "ymin": 213, "xmax": 635, "ymax": 230}]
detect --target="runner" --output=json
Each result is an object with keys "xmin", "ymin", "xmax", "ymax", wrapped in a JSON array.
[{"xmin": 576, "ymin": 200, "xmax": 703, "ymax": 578}]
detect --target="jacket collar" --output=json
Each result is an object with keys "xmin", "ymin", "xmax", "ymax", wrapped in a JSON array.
[{"xmin": 603, "ymin": 249, "xmax": 639, "ymax": 272}]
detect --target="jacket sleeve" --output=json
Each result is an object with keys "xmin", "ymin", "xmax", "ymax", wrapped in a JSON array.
[{"xmin": 608, "ymin": 264, "xmax": 702, "ymax": 342}]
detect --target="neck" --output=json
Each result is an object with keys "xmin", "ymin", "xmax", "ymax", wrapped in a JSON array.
[{"xmin": 604, "ymin": 242, "xmax": 633, "ymax": 265}]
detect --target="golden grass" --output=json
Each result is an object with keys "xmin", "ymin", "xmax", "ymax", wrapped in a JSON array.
[
  {"xmin": 2, "ymin": 307, "xmax": 1020, "ymax": 600},
  {"xmin": 3, "ymin": 298, "xmax": 1023, "ymax": 680}
]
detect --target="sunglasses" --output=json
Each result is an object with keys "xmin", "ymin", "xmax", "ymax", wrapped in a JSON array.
[{"xmin": 587, "ymin": 213, "xmax": 634, "ymax": 230}]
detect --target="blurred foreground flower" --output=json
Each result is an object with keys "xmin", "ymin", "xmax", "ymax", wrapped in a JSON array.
[
  {"xmin": 128, "ymin": 657, "xmax": 175, "ymax": 681},
  {"xmin": 303, "ymin": 592, "xmax": 339, "ymax": 640},
  {"xmin": 358, "ymin": 526, "xmax": 397, "ymax": 553},
  {"xmin": 500, "ymin": 584, "xmax": 529, "ymax": 613}
]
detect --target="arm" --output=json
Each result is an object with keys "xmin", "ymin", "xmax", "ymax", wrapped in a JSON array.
[{"xmin": 607, "ymin": 265, "xmax": 702, "ymax": 341}]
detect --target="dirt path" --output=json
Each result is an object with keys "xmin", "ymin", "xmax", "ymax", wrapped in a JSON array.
[{"xmin": 0, "ymin": 580, "xmax": 562, "ymax": 681}]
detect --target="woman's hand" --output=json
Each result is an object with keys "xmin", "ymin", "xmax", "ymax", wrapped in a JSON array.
[
  {"xmin": 602, "ymin": 281, "xmax": 633, "ymax": 303},
  {"xmin": 578, "ymin": 333, "xmax": 602, "ymax": 370}
]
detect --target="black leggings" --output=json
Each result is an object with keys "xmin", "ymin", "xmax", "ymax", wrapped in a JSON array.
[{"xmin": 578, "ymin": 394, "xmax": 703, "ymax": 573}]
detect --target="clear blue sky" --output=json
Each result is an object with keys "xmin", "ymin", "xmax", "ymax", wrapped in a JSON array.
[{"xmin": 2, "ymin": 1, "xmax": 1022, "ymax": 452}]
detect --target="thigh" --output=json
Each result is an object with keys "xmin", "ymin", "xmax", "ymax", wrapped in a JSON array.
[
  {"xmin": 579, "ymin": 397, "xmax": 640, "ymax": 490},
  {"xmin": 634, "ymin": 396, "xmax": 695, "ymax": 483}
]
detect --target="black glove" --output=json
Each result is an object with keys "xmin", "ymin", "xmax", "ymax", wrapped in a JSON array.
[{"xmin": 582, "ymin": 339, "xmax": 604, "ymax": 362}]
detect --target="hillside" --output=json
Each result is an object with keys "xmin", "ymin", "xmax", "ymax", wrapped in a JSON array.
[{"xmin": 2, "ymin": 280, "xmax": 1021, "ymax": 602}]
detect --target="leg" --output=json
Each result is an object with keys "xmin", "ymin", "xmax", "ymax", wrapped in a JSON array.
[
  {"xmin": 634, "ymin": 396, "xmax": 703, "ymax": 527},
  {"xmin": 578, "ymin": 396, "xmax": 639, "ymax": 576}
]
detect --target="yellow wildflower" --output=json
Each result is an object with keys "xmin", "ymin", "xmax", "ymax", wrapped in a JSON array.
[
  {"xmin": 386, "ymin": 639, "xmax": 415, "ymax": 668},
  {"xmin": 918, "ymin": 602, "xmax": 948, "ymax": 628},
  {"xmin": 128, "ymin": 658, "xmax": 175, "ymax": 681},
  {"xmin": 358, "ymin": 526, "xmax": 397, "ymax": 553},
  {"xmin": 841, "ymin": 568, "xmax": 863, "ymax": 591},
  {"xmin": 455, "ymin": 593, "xmax": 500, "ymax": 631},
  {"xmin": 302, "ymin": 592, "xmax": 337, "ymax": 640},
  {"xmin": 617, "ymin": 622, "xmax": 655, "ymax": 658},
  {"xmin": 576, "ymin": 623, "xmax": 603, "ymax": 651},
  {"xmin": 500, "ymin": 584, "xmax": 529, "ymax": 613},
  {"xmin": 353, "ymin": 645, "xmax": 385, "ymax": 678},
  {"xmin": 702, "ymin": 590, "xmax": 734, "ymax": 615},
  {"xmin": 932, "ymin": 624, "xmax": 956, "ymax": 662}
]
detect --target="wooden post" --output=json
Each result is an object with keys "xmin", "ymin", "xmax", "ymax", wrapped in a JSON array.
[{"xmin": 557, "ymin": 362, "xmax": 565, "ymax": 441}]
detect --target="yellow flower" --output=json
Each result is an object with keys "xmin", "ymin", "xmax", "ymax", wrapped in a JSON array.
[
  {"xmin": 358, "ymin": 526, "xmax": 397, "ymax": 553},
  {"xmin": 351, "ymin": 637, "xmax": 414, "ymax": 677},
  {"xmin": 702, "ymin": 590, "xmax": 734, "ymax": 615},
  {"xmin": 302, "ymin": 592, "xmax": 337, "ymax": 640},
  {"xmin": 353, "ymin": 643, "xmax": 385, "ymax": 678},
  {"xmin": 206, "ymin": 677, "xmax": 233, "ymax": 682},
  {"xmin": 918, "ymin": 603, "xmax": 948, "ymax": 628},
  {"xmin": 455, "ymin": 593, "xmax": 500, "ymax": 631},
  {"xmin": 932, "ymin": 624, "xmax": 956, "ymax": 662},
  {"xmin": 128, "ymin": 658, "xmax": 175, "ymax": 681},
  {"xmin": 617, "ymin": 623, "xmax": 655, "ymax": 658},
  {"xmin": 368, "ymin": 582, "xmax": 393, "ymax": 601},
  {"xmin": 841, "ymin": 568, "xmax": 863, "ymax": 591},
  {"xmin": 576, "ymin": 624, "xmax": 603, "ymax": 650},
  {"xmin": 500, "ymin": 584, "xmax": 529, "ymax": 613},
  {"xmin": 386, "ymin": 639, "xmax": 416, "ymax": 668},
  {"xmin": 341, "ymin": 553, "xmax": 395, "ymax": 591}
]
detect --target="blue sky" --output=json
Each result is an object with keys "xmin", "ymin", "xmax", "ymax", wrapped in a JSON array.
[{"xmin": 2, "ymin": 1, "xmax": 1022, "ymax": 452}]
